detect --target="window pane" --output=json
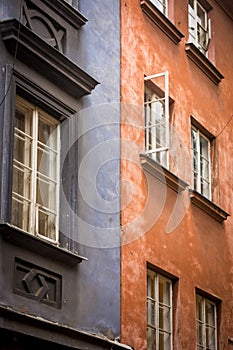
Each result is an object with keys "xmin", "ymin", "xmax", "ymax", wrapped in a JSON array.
[
  {"xmin": 159, "ymin": 331, "xmax": 171, "ymax": 350},
  {"xmin": 197, "ymin": 3, "xmax": 206, "ymax": 27},
  {"xmin": 38, "ymin": 117, "xmax": 57, "ymax": 150},
  {"xmin": 159, "ymin": 305, "xmax": 171, "ymax": 332},
  {"xmin": 37, "ymin": 207, "xmax": 56, "ymax": 240},
  {"xmin": 13, "ymin": 166, "xmax": 31, "ymax": 199},
  {"xmin": 197, "ymin": 320, "xmax": 204, "ymax": 346},
  {"xmin": 37, "ymin": 177, "xmax": 56, "ymax": 211},
  {"xmin": 147, "ymin": 327, "xmax": 156, "ymax": 350},
  {"xmin": 149, "ymin": 0, "xmax": 166, "ymax": 14},
  {"xmin": 37, "ymin": 145, "xmax": 57, "ymax": 180},
  {"xmin": 12, "ymin": 197, "xmax": 30, "ymax": 232},
  {"xmin": 205, "ymin": 302, "xmax": 215, "ymax": 326},
  {"xmin": 206, "ymin": 326, "xmax": 216, "ymax": 350},
  {"xmin": 159, "ymin": 278, "xmax": 170, "ymax": 305}
]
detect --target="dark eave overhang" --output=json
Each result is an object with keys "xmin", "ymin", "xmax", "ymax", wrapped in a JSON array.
[{"xmin": 0, "ymin": 19, "xmax": 99, "ymax": 98}]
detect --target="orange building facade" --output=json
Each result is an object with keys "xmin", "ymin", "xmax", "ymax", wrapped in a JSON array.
[{"xmin": 120, "ymin": 1, "xmax": 233, "ymax": 349}]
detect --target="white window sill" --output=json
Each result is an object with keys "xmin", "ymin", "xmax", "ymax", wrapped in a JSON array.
[
  {"xmin": 140, "ymin": 154, "xmax": 188, "ymax": 193},
  {"xmin": 140, "ymin": 0, "xmax": 184, "ymax": 44},
  {"xmin": 189, "ymin": 190, "xmax": 229, "ymax": 223},
  {"xmin": 185, "ymin": 42, "xmax": 224, "ymax": 85}
]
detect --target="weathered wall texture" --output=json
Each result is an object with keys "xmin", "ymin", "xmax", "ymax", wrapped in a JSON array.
[
  {"xmin": 120, "ymin": 0, "xmax": 233, "ymax": 349},
  {"xmin": 75, "ymin": 0, "xmax": 121, "ymax": 338}
]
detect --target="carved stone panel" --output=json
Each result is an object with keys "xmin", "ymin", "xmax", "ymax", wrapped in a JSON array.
[
  {"xmin": 22, "ymin": 0, "xmax": 65, "ymax": 52},
  {"xmin": 14, "ymin": 258, "xmax": 62, "ymax": 308}
]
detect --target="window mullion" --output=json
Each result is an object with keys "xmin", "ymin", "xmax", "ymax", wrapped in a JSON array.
[
  {"xmin": 202, "ymin": 298, "xmax": 206, "ymax": 350},
  {"xmin": 196, "ymin": 130, "xmax": 201, "ymax": 194},
  {"xmin": 55, "ymin": 124, "xmax": 60, "ymax": 242},
  {"xmin": 30, "ymin": 107, "xmax": 38, "ymax": 234},
  {"xmin": 155, "ymin": 274, "xmax": 159, "ymax": 350},
  {"xmin": 194, "ymin": 0, "xmax": 198, "ymax": 47}
]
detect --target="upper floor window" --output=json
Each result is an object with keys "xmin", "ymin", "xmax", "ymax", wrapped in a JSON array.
[
  {"xmin": 188, "ymin": 0, "xmax": 211, "ymax": 56},
  {"xmin": 149, "ymin": 0, "xmax": 167, "ymax": 16},
  {"xmin": 147, "ymin": 269, "xmax": 173, "ymax": 350},
  {"xmin": 12, "ymin": 96, "xmax": 60, "ymax": 243},
  {"xmin": 144, "ymin": 71, "xmax": 170, "ymax": 169},
  {"xmin": 191, "ymin": 126, "xmax": 211, "ymax": 199},
  {"xmin": 196, "ymin": 294, "xmax": 217, "ymax": 350}
]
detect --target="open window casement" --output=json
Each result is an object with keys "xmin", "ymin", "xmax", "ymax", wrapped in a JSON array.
[
  {"xmin": 144, "ymin": 71, "xmax": 170, "ymax": 169},
  {"xmin": 188, "ymin": 0, "xmax": 211, "ymax": 56}
]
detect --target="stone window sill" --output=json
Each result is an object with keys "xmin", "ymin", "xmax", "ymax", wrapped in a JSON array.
[
  {"xmin": 140, "ymin": 0, "xmax": 184, "ymax": 44},
  {"xmin": 185, "ymin": 43, "xmax": 224, "ymax": 85},
  {"xmin": 189, "ymin": 190, "xmax": 229, "ymax": 223},
  {"xmin": 0, "ymin": 223, "xmax": 87, "ymax": 265},
  {"xmin": 140, "ymin": 154, "xmax": 188, "ymax": 193},
  {"xmin": 0, "ymin": 19, "xmax": 99, "ymax": 98}
]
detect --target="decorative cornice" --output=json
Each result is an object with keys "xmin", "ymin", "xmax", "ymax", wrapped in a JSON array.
[
  {"xmin": 0, "ymin": 223, "xmax": 87, "ymax": 265},
  {"xmin": 36, "ymin": 0, "xmax": 87, "ymax": 29},
  {"xmin": 189, "ymin": 190, "xmax": 229, "ymax": 223},
  {"xmin": 140, "ymin": 0, "xmax": 184, "ymax": 44},
  {"xmin": 140, "ymin": 154, "xmax": 188, "ymax": 193},
  {"xmin": 0, "ymin": 19, "xmax": 99, "ymax": 98},
  {"xmin": 185, "ymin": 42, "xmax": 224, "ymax": 85}
]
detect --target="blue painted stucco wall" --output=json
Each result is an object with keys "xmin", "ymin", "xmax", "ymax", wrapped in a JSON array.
[{"xmin": 74, "ymin": 0, "xmax": 121, "ymax": 338}]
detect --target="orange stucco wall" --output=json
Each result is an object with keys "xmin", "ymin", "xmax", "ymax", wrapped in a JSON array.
[{"xmin": 120, "ymin": 0, "xmax": 233, "ymax": 349}]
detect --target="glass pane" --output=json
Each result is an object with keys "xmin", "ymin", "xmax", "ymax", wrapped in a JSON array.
[
  {"xmin": 191, "ymin": 128, "xmax": 197, "ymax": 150},
  {"xmin": 150, "ymin": 0, "xmax": 166, "ymax": 14},
  {"xmin": 206, "ymin": 326, "xmax": 216, "ymax": 350},
  {"xmin": 38, "ymin": 117, "xmax": 57, "ymax": 150},
  {"xmin": 196, "ymin": 295, "xmax": 203, "ymax": 321},
  {"xmin": 159, "ymin": 331, "xmax": 171, "ymax": 350},
  {"xmin": 15, "ymin": 109, "xmax": 32, "ymax": 134},
  {"xmin": 197, "ymin": 321, "xmax": 204, "ymax": 346},
  {"xmin": 13, "ymin": 165, "xmax": 31, "ymax": 200},
  {"xmin": 147, "ymin": 299, "xmax": 156, "ymax": 326},
  {"xmin": 159, "ymin": 305, "xmax": 171, "ymax": 332},
  {"xmin": 37, "ymin": 177, "xmax": 56, "ymax": 210},
  {"xmin": 12, "ymin": 197, "xmax": 30, "ymax": 232},
  {"xmin": 159, "ymin": 278, "xmax": 170, "ymax": 305},
  {"xmin": 200, "ymin": 135, "xmax": 209, "ymax": 158},
  {"xmin": 37, "ymin": 145, "xmax": 57, "ymax": 180},
  {"xmin": 205, "ymin": 302, "xmax": 215, "ymax": 326},
  {"xmin": 197, "ymin": 4, "xmax": 206, "ymax": 27},
  {"xmin": 38, "ymin": 208, "xmax": 56, "ymax": 240},
  {"xmin": 147, "ymin": 327, "xmax": 156, "ymax": 350}
]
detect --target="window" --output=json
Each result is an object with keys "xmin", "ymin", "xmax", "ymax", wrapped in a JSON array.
[
  {"xmin": 144, "ymin": 72, "xmax": 169, "ymax": 169},
  {"xmin": 147, "ymin": 269, "xmax": 172, "ymax": 350},
  {"xmin": 191, "ymin": 126, "xmax": 211, "ymax": 199},
  {"xmin": 12, "ymin": 96, "xmax": 60, "ymax": 243},
  {"xmin": 196, "ymin": 294, "xmax": 217, "ymax": 350},
  {"xmin": 188, "ymin": 0, "xmax": 211, "ymax": 56},
  {"xmin": 149, "ymin": 0, "xmax": 167, "ymax": 16}
]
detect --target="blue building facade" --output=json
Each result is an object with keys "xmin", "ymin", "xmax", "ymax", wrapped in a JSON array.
[{"xmin": 0, "ymin": 0, "xmax": 126, "ymax": 349}]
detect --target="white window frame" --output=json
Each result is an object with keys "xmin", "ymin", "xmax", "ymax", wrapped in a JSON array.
[
  {"xmin": 191, "ymin": 126, "xmax": 211, "ymax": 199},
  {"xmin": 196, "ymin": 294, "xmax": 217, "ymax": 350},
  {"xmin": 12, "ymin": 96, "xmax": 60, "ymax": 243},
  {"xmin": 149, "ymin": 0, "xmax": 168, "ymax": 16},
  {"xmin": 147, "ymin": 269, "xmax": 173, "ymax": 350},
  {"xmin": 188, "ymin": 0, "xmax": 211, "ymax": 56},
  {"xmin": 144, "ymin": 71, "xmax": 169, "ymax": 169}
]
